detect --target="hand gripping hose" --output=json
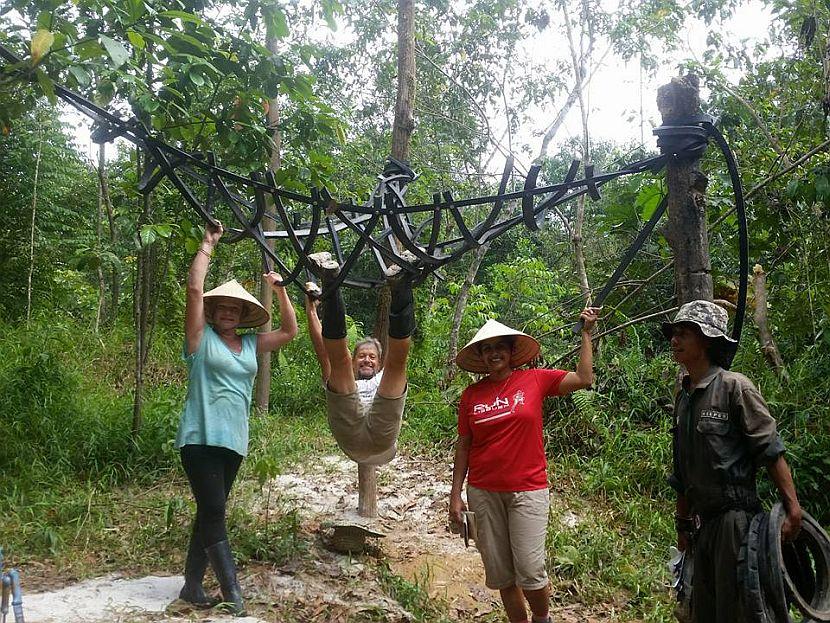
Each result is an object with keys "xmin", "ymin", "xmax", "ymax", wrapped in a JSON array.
[{"xmin": 739, "ymin": 503, "xmax": 830, "ymax": 622}]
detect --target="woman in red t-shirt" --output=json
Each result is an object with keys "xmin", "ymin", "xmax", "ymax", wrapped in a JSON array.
[{"xmin": 450, "ymin": 310, "xmax": 598, "ymax": 623}]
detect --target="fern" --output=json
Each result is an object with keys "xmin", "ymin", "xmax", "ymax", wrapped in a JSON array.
[{"xmin": 571, "ymin": 389, "xmax": 599, "ymax": 419}]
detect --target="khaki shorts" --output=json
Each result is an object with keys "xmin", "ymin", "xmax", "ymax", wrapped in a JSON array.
[
  {"xmin": 467, "ymin": 486, "xmax": 550, "ymax": 590},
  {"xmin": 324, "ymin": 385, "xmax": 406, "ymax": 465}
]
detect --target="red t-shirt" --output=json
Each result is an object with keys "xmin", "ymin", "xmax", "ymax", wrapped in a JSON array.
[{"xmin": 458, "ymin": 368, "xmax": 567, "ymax": 491}]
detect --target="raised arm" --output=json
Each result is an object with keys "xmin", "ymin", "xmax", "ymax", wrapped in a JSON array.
[
  {"xmin": 256, "ymin": 272, "xmax": 299, "ymax": 354},
  {"xmin": 185, "ymin": 222, "xmax": 223, "ymax": 355},
  {"xmin": 305, "ymin": 291, "xmax": 331, "ymax": 382},
  {"xmin": 558, "ymin": 306, "xmax": 600, "ymax": 395}
]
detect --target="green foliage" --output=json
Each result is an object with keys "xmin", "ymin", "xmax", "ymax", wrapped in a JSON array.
[
  {"xmin": 0, "ymin": 318, "xmax": 181, "ymax": 485},
  {"xmin": 2, "ymin": 2, "xmax": 830, "ymax": 620}
]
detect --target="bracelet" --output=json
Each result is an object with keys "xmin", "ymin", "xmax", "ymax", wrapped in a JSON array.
[{"xmin": 198, "ymin": 248, "xmax": 212, "ymax": 259}]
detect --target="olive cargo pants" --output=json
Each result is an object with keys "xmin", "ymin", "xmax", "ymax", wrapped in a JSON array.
[{"xmin": 691, "ymin": 510, "xmax": 753, "ymax": 623}]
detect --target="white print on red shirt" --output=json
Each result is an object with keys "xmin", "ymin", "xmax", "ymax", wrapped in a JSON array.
[
  {"xmin": 472, "ymin": 390, "xmax": 525, "ymax": 424},
  {"xmin": 473, "ymin": 397, "xmax": 509, "ymax": 415},
  {"xmin": 513, "ymin": 390, "xmax": 525, "ymax": 407}
]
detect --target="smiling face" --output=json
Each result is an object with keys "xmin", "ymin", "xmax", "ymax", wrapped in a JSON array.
[
  {"xmin": 211, "ymin": 297, "xmax": 244, "ymax": 331},
  {"xmin": 353, "ymin": 344, "xmax": 381, "ymax": 380},
  {"xmin": 477, "ymin": 336, "xmax": 514, "ymax": 376},
  {"xmin": 669, "ymin": 322, "xmax": 710, "ymax": 367}
]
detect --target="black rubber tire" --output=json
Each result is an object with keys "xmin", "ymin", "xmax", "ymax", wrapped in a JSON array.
[
  {"xmin": 773, "ymin": 503, "xmax": 830, "ymax": 622},
  {"xmin": 741, "ymin": 511, "xmax": 776, "ymax": 622},
  {"xmin": 766, "ymin": 503, "xmax": 794, "ymax": 622},
  {"xmin": 783, "ymin": 540, "xmax": 815, "ymax": 606}
]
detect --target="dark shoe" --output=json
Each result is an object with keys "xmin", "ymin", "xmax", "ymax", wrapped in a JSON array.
[
  {"xmin": 179, "ymin": 531, "xmax": 216, "ymax": 608},
  {"xmin": 308, "ymin": 251, "xmax": 341, "ymax": 283},
  {"xmin": 205, "ymin": 540, "xmax": 246, "ymax": 616}
]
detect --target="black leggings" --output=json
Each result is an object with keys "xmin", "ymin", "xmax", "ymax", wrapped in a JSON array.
[{"xmin": 180, "ymin": 444, "xmax": 243, "ymax": 548}]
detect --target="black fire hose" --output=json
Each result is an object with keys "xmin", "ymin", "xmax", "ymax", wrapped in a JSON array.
[{"xmin": 740, "ymin": 503, "xmax": 830, "ymax": 622}]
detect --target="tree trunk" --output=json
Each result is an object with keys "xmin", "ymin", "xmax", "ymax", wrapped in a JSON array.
[
  {"xmin": 563, "ymin": 1, "xmax": 593, "ymax": 305},
  {"xmin": 362, "ymin": 0, "xmax": 416, "ymax": 519},
  {"xmin": 97, "ymin": 142, "xmax": 120, "ymax": 325},
  {"xmin": 657, "ymin": 75, "xmax": 713, "ymax": 304},
  {"xmin": 255, "ymin": 33, "xmax": 282, "ymax": 412},
  {"xmin": 94, "ymin": 145, "xmax": 107, "ymax": 333},
  {"xmin": 752, "ymin": 264, "xmax": 788, "ymax": 380},
  {"xmin": 132, "ymin": 47, "xmax": 169, "ymax": 438},
  {"xmin": 26, "ymin": 125, "xmax": 43, "ymax": 326},
  {"xmin": 132, "ymin": 172, "xmax": 153, "ymax": 437},
  {"xmin": 390, "ymin": 0, "xmax": 416, "ymax": 163},
  {"xmin": 443, "ymin": 241, "xmax": 491, "ymax": 387}
]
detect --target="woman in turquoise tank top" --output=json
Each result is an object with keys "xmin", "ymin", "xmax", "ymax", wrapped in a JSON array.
[{"xmin": 176, "ymin": 221, "xmax": 297, "ymax": 615}]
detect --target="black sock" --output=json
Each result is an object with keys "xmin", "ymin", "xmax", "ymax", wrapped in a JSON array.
[
  {"xmin": 321, "ymin": 287, "xmax": 347, "ymax": 340},
  {"xmin": 388, "ymin": 284, "xmax": 415, "ymax": 339}
]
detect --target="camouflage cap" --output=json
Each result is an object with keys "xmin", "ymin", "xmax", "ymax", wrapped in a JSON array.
[{"xmin": 661, "ymin": 300, "xmax": 737, "ymax": 344}]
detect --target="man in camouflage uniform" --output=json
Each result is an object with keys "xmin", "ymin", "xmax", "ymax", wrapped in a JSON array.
[{"xmin": 663, "ymin": 300, "xmax": 802, "ymax": 623}]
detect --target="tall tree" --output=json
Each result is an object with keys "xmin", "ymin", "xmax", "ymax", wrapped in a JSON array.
[
  {"xmin": 254, "ymin": 30, "xmax": 284, "ymax": 412},
  {"xmin": 361, "ymin": 0, "xmax": 416, "ymax": 520},
  {"xmin": 658, "ymin": 74, "xmax": 713, "ymax": 304}
]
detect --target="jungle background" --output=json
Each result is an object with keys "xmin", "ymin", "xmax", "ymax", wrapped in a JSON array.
[{"xmin": 2, "ymin": 0, "xmax": 830, "ymax": 621}]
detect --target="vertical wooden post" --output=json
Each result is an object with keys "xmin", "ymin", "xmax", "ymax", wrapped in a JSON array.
[
  {"xmin": 657, "ymin": 74, "xmax": 713, "ymax": 304},
  {"xmin": 255, "ymin": 33, "xmax": 282, "ymax": 412},
  {"xmin": 358, "ymin": 464, "xmax": 378, "ymax": 517},
  {"xmin": 360, "ymin": 0, "xmax": 416, "ymax": 518}
]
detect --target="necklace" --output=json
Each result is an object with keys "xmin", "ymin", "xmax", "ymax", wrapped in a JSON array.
[{"xmin": 488, "ymin": 371, "xmax": 514, "ymax": 400}]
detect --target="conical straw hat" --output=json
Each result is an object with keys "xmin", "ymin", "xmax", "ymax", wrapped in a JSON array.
[
  {"xmin": 455, "ymin": 319, "xmax": 540, "ymax": 373},
  {"xmin": 203, "ymin": 279, "xmax": 270, "ymax": 328}
]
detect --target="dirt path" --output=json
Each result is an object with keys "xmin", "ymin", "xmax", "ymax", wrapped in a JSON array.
[{"xmin": 20, "ymin": 454, "xmax": 624, "ymax": 622}]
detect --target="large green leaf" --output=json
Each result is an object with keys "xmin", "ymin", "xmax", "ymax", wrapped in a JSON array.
[
  {"xmin": 126, "ymin": 30, "xmax": 145, "ymax": 51},
  {"xmin": 159, "ymin": 10, "xmax": 205, "ymax": 25},
  {"xmin": 635, "ymin": 184, "xmax": 664, "ymax": 220},
  {"xmin": 68, "ymin": 65, "xmax": 90, "ymax": 88},
  {"xmin": 100, "ymin": 35, "xmax": 129, "ymax": 68}
]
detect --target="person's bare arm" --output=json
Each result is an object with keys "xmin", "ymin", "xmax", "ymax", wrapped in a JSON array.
[
  {"xmin": 185, "ymin": 222, "xmax": 222, "ymax": 355},
  {"xmin": 558, "ymin": 307, "xmax": 600, "ymax": 394},
  {"xmin": 256, "ymin": 272, "xmax": 299, "ymax": 353},
  {"xmin": 305, "ymin": 294, "xmax": 331, "ymax": 382},
  {"xmin": 449, "ymin": 434, "xmax": 472, "ymax": 525},
  {"xmin": 767, "ymin": 454, "xmax": 802, "ymax": 541}
]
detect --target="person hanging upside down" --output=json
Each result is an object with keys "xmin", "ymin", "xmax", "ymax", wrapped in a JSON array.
[
  {"xmin": 304, "ymin": 251, "xmax": 415, "ymax": 465},
  {"xmin": 449, "ymin": 310, "xmax": 599, "ymax": 623}
]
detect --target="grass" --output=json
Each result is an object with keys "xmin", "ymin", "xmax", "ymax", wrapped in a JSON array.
[{"xmin": 4, "ymin": 314, "xmax": 829, "ymax": 621}]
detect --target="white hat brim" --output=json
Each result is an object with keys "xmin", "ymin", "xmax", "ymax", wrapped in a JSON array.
[
  {"xmin": 455, "ymin": 319, "xmax": 541, "ymax": 373},
  {"xmin": 203, "ymin": 279, "xmax": 270, "ymax": 328}
]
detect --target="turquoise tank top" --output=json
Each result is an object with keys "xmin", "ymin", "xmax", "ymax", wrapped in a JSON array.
[{"xmin": 175, "ymin": 325, "xmax": 258, "ymax": 457}]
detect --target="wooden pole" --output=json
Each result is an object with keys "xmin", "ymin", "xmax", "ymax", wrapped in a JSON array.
[
  {"xmin": 360, "ymin": 0, "xmax": 416, "ymax": 518},
  {"xmin": 657, "ymin": 74, "xmax": 713, "ymax": 304},
  {"xmin": 254, "ymin": 33, "xmax": 282, "ymax": 412},
  {"xmin": 358, "ymin": 464, "xmax": 378, "ymax": 518}
]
